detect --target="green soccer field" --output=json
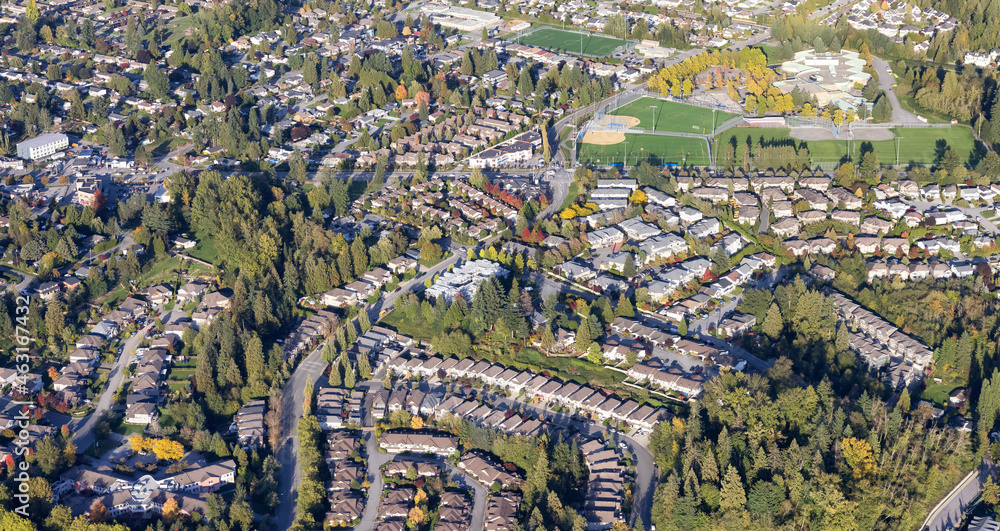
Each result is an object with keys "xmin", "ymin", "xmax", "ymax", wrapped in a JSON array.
[
  {"xmin": 714, "ymin": 125, "xmax": 978, "ymax": 166},
  {"xmin": 516, "ymin": 27, "xmax": 627, "ymax": 56},
  {"xmin": 578, "ymin": 134, "xmax": 712, "ymax": 166},
  {"xmin": 610, "ymin": 97, "xmax": 739, "ymax": 134}
]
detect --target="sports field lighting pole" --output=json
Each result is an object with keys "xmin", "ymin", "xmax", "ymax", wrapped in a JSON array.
[{"xmin": 650, "ymin": 104, "xmax": 657, "ymax": 133}]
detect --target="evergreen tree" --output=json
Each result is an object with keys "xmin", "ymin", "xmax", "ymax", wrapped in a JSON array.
[
  {"xmin": 358, "ymin": 352, "xmax": 372, "ymax": 380},
  {"xmin": 762, "ymin": 303, "xmax": 783, "ymax": 339},
  {"xmin": 720, "ymin": 465, "xmax": 747, "ymax": 512},
  {"xmin": 615, "ymin": 293, "xmax": 635, "ymax": 318}
]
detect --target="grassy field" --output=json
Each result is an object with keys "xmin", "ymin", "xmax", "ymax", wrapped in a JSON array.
[
  {"xmin": 164, "ymin": 16, "xmax": 198, "ymax": 47},
  {"xmin": 147, "ymin": 136, "xmax": 189, "ymax": 158},
  {"xmin": 715, "ymin": 126, "xmax": 977, "ymax": 166},
  {"xmin": 189, "ymin": 236, "xmax": 219, "ymax": 264},
  {"xmin": 610, "ymin": 97, "xmax": 738, "ymax": 134},
  {"xmin": 143, "ymin": 256, "xmax": 216, "ymax": 287},
  {"xmin": 579, "ymin": 133, "xmax": 712, "ymax": 166},
  {"xmin": 517, "ymin": 27, "xmax": 627, "ymax": 56},
  {"xmin": 381, "ymin": 309, "xmax": 445, "ymax": 342}
]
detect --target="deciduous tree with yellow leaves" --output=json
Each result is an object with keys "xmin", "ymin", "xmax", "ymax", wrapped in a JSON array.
[{"xmin": 842, "ymin": 437, "xmax": 876, "ymax": 480}]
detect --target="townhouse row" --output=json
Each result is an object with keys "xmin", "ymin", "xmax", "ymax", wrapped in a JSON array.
[{"xmin": 385, "ymin": 355, "xmax": 672, "ymax": 429}]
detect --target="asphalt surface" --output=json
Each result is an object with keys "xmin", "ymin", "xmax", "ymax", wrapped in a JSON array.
[
  {"xmin": 869, "ymin": 56, "xmax": 923, "ymax": 126},
  {"xmin": 69, "ymin": 309, "xmax": 183, "ymax": 452},
  {"xmin": 277, "ymin": 240, "xmax": 474, "ymax": 530},
  {"xmin": 476, "ymin": 388, "xmax": 657, "ymax": 529},
  {"xmin": 921, "ymin": 459, "xmax": 998, "ymax": 531},
  {"xmin": 275, "ymin": 346, "xmax": 330, "ymax": 530}
]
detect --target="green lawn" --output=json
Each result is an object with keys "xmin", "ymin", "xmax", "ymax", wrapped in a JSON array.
[
  {"xmin": 143, "ymin": 256, "xmax": 216, "ymax": 286},
  {"xmin": 578, "ymin": 133, "xmax": 712, "ymax": 166},
  {"xmin": 714, "ymin": 126, "xmax": 977, "ymax": 166},
  {"xmin": 559, "ymin": 183, "xmax": 582, "ymax": 210},
  {"xmin": 516, "ymin": 27, "xmax": 627, "ymax": 56},
  {"xmin": 508, "ymin": 348, "xmax": 626, "ymax": 389},
  {"xmin": 169, "ymin": 367, "xmax": 196, "ymax": 381},
  {"xmin": 189, "ymin": 236, "xmax": 219, "ymax": 264},
  {"xmin": 380, "ymin": 308, "xmax": 447, "ymax": 341},
  {"xmin": 610, "ymin": 97, "xmax": 738, "ymax": 134},
  {"xmin": 164, "ymin": 16, "xmax": 198, "ymax": 47},
  {"xmin": 114, "ymin": 423, "xmax": 146, "ymax": 437},
  {"xmin": 147, "ymin": 136, "xmax": 189, "ymax": 158}
]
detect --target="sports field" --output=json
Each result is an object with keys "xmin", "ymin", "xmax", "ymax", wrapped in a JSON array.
[
  {"xmin": 578, "ymin": 133, "xmax": 712, "ymax": 166},
  {"xmin": 715, "ymin": 125, "xmax": 977, "ymax": 166},
  {"xmin": 610, "ymin": 97, "xmax": 739, "ymax": 134},
  {"xmin": 516, "ymin": 27, "xmax": 627, "ymax": 56}
]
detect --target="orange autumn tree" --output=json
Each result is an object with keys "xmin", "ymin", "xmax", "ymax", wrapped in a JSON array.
[
  {"xmin": 128, "ymin": 434, "xmax": 148, "ymax": 453},
  {"xmin": 162, "ymin": 497, "xmax": 180, "ymax": 523},
  {"xmin": 395, "ymin": 85, "xmax": 407, "ymax": 100},
  {"xmin": 89, "ymin": 499, "xmax": 109, "ymax": 523},
  {"xmin": 150, "ymin": 438, "xmax": 184, "ymax": 461}
]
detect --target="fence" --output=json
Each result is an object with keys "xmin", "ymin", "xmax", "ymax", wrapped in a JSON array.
[
  {"xmin": 714, "ymin": 115, "xmax": 745, "ymax": 135},
  {"xmin": 593, "ymin": 90, "xmax": 647, "ymax": 122},
  {"xmin": 786, "ymin": 116, "xmax": 837, "ymax": 131}
]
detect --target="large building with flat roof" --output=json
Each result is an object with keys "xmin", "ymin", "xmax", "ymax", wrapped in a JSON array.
[
  {"xmin": 421, "ymin": 3, "xmax": 500, "ymax": 31},
  {"xmin": 772, "ymin": 49, "xmax": 871, "ymax": 111},
  {"xmin": 17, "ymin": 133, "xmax": 69, "ymax": 160}
]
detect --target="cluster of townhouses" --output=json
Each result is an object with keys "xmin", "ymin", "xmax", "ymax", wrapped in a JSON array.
[
  {"xmin": 364, "ymin": 177, "xmax": 527, "ymax": 239},
  {"xmin": 426, "ymin": 260, "xmax": 510, "ymax": 301},
  {"xmin": 323, "ymin": 429, "xmax": 368, "ymax": 526},
  {"xmin": 53, "ymin": 457, "xmax": 236, "ymax": 520},
  {"xmin": 865, "ymin": 258, "xmax": 981, "ymax": 283},
  {"xmin": 385, "ymin": 353, "xmax": 673, "ymax": 429},
  {"xmin": 580, "ymin": 437, "xmax": 628, "ymax": 528},
  {"xmin": 280, "ymin": 309, "xmax": 340, "ymax": 360},
  {"xmin": 660, "ymin": 253, "xmax": 776, "ymax": 321},
  {"xmin": 827, "ymin": 290, "xmax": 933, "ymax": 389},
  {"xmin": 317, "ymin": 387, "xmax": 367, "ymax": 430},
  {"xmin": 234, "ymin": 399, "xmax": 267, "ymax": 450}
]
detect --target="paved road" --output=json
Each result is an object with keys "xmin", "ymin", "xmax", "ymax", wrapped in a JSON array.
[
  {"xmin": 869, "ymin": 56, "xmax": 922, "ymax": 126},
  {"xmin": 1, "ymin": 265, "xmax": 35, "ymax": 293},
  {"xmin": 276, "ymin": 347, "xmax": 330, "ymax": 530},
  {"xmin": 69, "ymin": 308, "xmax": 184, "ymax": 452},
  {"xmin": 356, "ymin": 431, "xmax": 395, "ymax": 531},
  {"xmin": 278, "ymin": 240, "xmax": 479, "ymax": 529},
  {"xmin": 921, "ymin": 459, "xmax": 997, "ymax": 531}
]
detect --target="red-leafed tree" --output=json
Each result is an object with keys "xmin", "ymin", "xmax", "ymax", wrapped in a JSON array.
[{"xmin": 91, "ymin": 190, "xmax": 106, "ymax": 213}]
